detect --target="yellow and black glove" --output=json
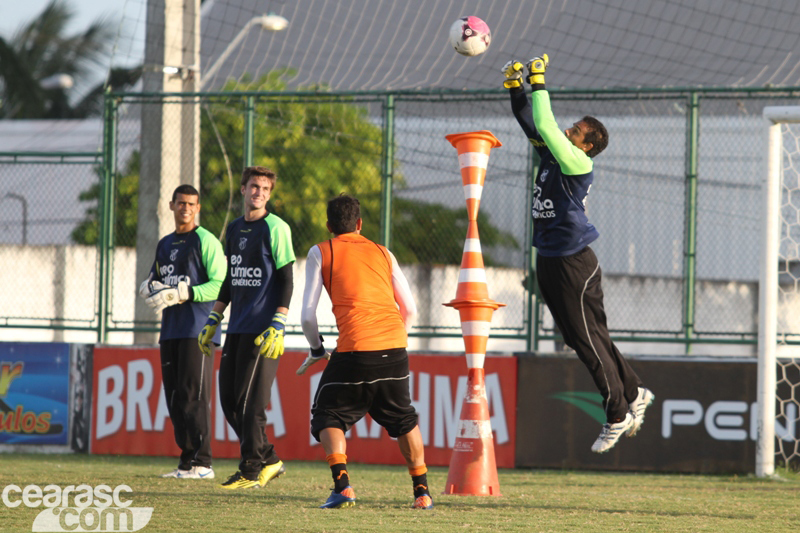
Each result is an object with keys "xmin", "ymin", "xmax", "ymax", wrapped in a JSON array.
[
  {"xmin": 255, "ymin": 311, "xmax": 287, "ymax": 359},
  {"xmin": 501, "ymin": 60, "xmax": 524, "ymax": 89},
  {"xmin": 526, "ymin": 54, "xmax": 549, "ymax": 90},
  {"xmin": 198, "ymin": 310, "xmax": 223, "ymax": 357}
]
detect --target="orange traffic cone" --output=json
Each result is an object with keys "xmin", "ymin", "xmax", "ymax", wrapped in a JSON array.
[{"xmin": 443, "ymin": 131, "xmax": 504, "ymax": 496}]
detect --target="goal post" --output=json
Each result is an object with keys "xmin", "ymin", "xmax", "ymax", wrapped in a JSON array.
[{"xmin": 758, "ymin": 106, "xmax": 800, "ymax": 477}]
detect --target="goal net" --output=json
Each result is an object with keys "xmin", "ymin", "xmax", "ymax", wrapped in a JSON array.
[{"xmin": 759, "ymin": 106, "xmax": 800, "ymax": 476}]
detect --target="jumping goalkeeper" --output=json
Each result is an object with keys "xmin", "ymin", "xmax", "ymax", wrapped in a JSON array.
[{"xmin": 503, "ymin": 55, "xmax": 654, "ymax": 453}]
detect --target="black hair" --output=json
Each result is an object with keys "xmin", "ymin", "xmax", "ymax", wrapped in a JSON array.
[
  {"xmin": 327, "ymin": 194, "xmax": 360, "ymax": 235},
  {"xmin": 581, "ymin": 116, "xmax": 609, "ymax": 158}
]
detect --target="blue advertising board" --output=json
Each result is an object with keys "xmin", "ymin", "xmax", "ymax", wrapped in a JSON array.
[{"xmin": 0, "ymin": 343, "xmax": 70, "ymax": 445}]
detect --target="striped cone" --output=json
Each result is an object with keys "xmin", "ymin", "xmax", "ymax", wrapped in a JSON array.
[{"xmin": 443, "ymin": 131, "xmax": 504, "ymax": 496}]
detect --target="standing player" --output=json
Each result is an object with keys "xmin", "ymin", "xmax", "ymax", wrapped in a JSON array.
[
  {"xmin": 197, "ymin": 166, "xmax": 296, "ymax": 489},
  {"xmin": 298, "ymin": 194, "xmax": 433, "ymax": 509},
  {"xmin": 139, "ymin": 184, "xmax": 226, "ymax": 479},
  {"xmin": 502, "ymin": 55, "xmax": 654, "ymax": 453}
]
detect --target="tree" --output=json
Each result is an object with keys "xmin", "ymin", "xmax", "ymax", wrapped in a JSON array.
[
  {"xmin": 0, "ymin": 0, "xmax": 139, "ymax": 119},
  {"xmin": 72, "ymin": 73, "xmax": 518, "ymax": 265}
]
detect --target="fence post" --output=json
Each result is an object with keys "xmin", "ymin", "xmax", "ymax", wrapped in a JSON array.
[
  {"xmin": 243, "ymin": 95, "xmax": 255, "ymax": 168},
  {"xmin": 683, "ymin": 92, "xmax": 700, "ymax": 353},
  {"xmin": 525, "ymin": 145, "xmax": 540, "ymax": 352},
  {"xmin": 380, "ymin": 94, "xmax": 395, "ymax": 247},
  {"xmin": 98, "ymin": 92, "xmax": 118, "ymax": 342}
]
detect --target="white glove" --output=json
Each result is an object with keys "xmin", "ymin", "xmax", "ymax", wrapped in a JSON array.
[
  {"xmin": 139, "ymin": 277, "xmax": 166, "ymax": 299},
  {"xmin": 296, "ymin": 344, "xmax": 330, "ymax": 375},
  {"xmin": 145, "ymin": 281, "xmax": 190, "ymax": 313}
]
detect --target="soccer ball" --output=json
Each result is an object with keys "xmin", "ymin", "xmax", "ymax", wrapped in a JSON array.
[{"xmin": 448, "ymin": 16, "xmax": 491, "ymax": 57}]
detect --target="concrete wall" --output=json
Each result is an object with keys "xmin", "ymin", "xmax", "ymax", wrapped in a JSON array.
[{"xmin": 2, "ymin": 244, "xmax": 795, "ymax": 357}]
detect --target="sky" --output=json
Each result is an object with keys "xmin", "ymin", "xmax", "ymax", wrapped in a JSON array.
[
  {"xmin": 0, "ymin": 0, "xmax": 117, "ymax": 38},
  {"xmin": 1, "ymin": 0, "xmax": 145, "ymax": 98}
]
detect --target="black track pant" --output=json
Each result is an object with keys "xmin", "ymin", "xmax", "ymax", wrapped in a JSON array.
[
  {"xmin": 536, "ymin": 246, "xmax": 643, "ymax": 422},
  {"xmin": 219, "ymin": 333, "xmax": 280, "ymax": 478},
  {"xmin": 160, "ymin": 338, "xmax": 214, "ymax": 469}
]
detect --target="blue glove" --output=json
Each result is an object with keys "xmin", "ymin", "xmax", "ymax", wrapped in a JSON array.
[
  {"xmin": 197, "ymin": 311, "xmax": 223, "ymax": 357},
  {"xmin": 255, "ymin": 312, "xmax": 287, "ymax": 359}
]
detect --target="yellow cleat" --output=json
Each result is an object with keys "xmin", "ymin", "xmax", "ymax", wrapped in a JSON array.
[
  {"xmin": 219, "ymin": 471, "xmax": 260, "ymax": 490},
  {"xmin": 257, "ymin": 460, "xmax": 286, "ymax": 487}
]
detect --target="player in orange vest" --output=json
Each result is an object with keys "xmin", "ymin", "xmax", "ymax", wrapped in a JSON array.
[{"xmin": 298, "ymin": 194, "xmax": 433, "ymax": 510}]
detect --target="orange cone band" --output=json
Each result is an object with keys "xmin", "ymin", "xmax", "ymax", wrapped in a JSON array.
[{"xmin": 443, "ymin": 368, "xmax": 501, "ymax": 496}]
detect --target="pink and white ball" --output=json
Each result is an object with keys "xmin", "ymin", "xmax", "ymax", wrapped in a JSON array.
[{"xmin": 448, "ymin": 16, "xmax": 491, "ymax": 57}]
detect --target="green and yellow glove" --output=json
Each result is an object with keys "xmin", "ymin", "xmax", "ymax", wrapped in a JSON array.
[
  {"xmin": 501, "ymin": 60, "xmax": 525, "ymax": 89},
  {"xmin": 526, "ymin": 53, "xmax": 549, "ymax": 90},
  {"xmin": 255, "ymin": 311, "xmax": 287, "ymax": 359},
  {"xmin": 198, "ymin": 310, "xmax": 223, "ymax": 357}
]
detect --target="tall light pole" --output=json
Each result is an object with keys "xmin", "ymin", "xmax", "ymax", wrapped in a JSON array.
[{"xmin": 201, "ymin": 14, "xmax": 289, "ymax": 90}]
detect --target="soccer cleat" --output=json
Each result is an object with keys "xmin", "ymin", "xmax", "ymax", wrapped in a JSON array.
[
  {"xmin": 257, "ymin": 461, "xmax": 286, "ymax": 487},
  {"xmin": 626, "ymin": 387, "xmax": 655, "ymax": 437},
  {"xmin": 219, "ymin": 471, "xmax": 260, "ymax": 490},
  {"xmin": 591, "ymin": 412, "xmax": 635, "ymax": 453},
  {"xmin": 177, "ymin": 466, "xmax": 215, "ymax": 479},
  {"xmin": 161, "ymin": 468, "xmax": 191, "ymax": 478},
  {"xmin": 320, "ymin": 486, "xmax": 356, "ymax": 509},
  {"xmin": 412, "ymin": 494, "xmax": 434, "ymax": 509}
]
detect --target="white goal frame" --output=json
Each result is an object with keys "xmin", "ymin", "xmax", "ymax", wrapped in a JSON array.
[{"xmin": 758, "ymin": 106, "xmax": 800, "ymax": 477}]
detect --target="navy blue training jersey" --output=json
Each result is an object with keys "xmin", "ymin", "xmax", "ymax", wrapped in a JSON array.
[
  {"xmin": 220, "ymin": 213, "xmax": 295, "ymax": 334},
  {"xmin": 510, "ymin": 87, "xmax": 600, "ymax": 257},
  {"xmin": 150, "ymin": 226, "xmax": 226, "ymax": 342}
]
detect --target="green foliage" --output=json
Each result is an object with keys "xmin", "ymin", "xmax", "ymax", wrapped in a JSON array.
[{"xmin": 73, "ymin": 72, "xmax": 518, "ymax": 264}]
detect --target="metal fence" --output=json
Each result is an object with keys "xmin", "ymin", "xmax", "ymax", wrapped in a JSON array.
[{"xmin": 2, "ymin": 87, "xmax": 800, "ymax": 350}]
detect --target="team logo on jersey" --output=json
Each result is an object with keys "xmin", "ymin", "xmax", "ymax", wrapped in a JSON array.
[
  {"xmin": 540, "ymin": 168, "xmax": 549, "ymax": 183},
  {"xmin": 239, "ymin": 238, "xmax": 247, "ymax": 250},
  {"xmin": 170, "ymin": 249, "xmax": 179, "ymax": 262}
]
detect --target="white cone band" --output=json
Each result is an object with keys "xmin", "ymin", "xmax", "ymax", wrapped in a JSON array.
[
  {"xmin": 462, "ymin": 184, "xmax": 484, "ymax": 202},
  {"xmin": 463, "ymin": 238, "xmax": 482, "ymax": 253},
  {"xmin": 457, "ymin": 419, "xmax": 494, "ymax": 439},
  {"xmin": 458, "ymin": 152, "xmax": 489, "ymax": 170},
  {"xmin": 458, "ymin": 268, "xmax": 486, "ymax": 284},
  {"xmin": 461, "ymin": 321, "xmax": 490, "ymax": 336},
  {"xmin": 466, "ymin": 352, "xmax": 486, "ymax": 369}
]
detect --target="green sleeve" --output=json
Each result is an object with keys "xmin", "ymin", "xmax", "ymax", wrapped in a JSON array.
[
  {"xmin": 193, "ymin": 227, "xmax": 226, "ymax": 302},
  {"xmin": 266, "ymin": 215, "xmax": 297, "ymax": 270},
  {"xmin": 532, "ymin": 90, "xmax": 593, "ymax": 176}
]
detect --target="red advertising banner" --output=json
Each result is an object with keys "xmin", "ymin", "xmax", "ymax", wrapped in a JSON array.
[{"xmin": 91, "ymin": 347, "xmax": 516, "ymax": 467}]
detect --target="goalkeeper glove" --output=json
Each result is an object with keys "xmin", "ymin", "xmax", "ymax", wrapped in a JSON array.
[
  {"xmin": 197, "ymin": 310, "xmax": 223, "ymax": 357},
  {"xmin": 526, "ymin": 53, "xmax": 549, "ymax": 90},
  {"xmin": 146, "ymin": 280, "xmax": 191, "ymax": 313},
  {"xmin": 138, "ymin": 277, "xmax": 166, "ymax": 299},
  {"xmin": 501, "ymin": 60, "xmax": 524, "ymax": 89},
  {"xmin": 255, "ymin": 311, "xmax": 287, "ymax": 359},
  {"xmin": 296, "ymin": 336, "xmax": 331, "ymax": 375}
]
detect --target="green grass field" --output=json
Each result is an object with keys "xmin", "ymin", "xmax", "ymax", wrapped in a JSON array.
[{"xmin": 1, "ymin": 454, "xmax": 799, "ymax": 532}]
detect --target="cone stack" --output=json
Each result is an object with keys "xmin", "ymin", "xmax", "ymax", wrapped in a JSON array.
[{"xmin": 442, "ymin": 131, "xmax": 504, "ymax": 496}]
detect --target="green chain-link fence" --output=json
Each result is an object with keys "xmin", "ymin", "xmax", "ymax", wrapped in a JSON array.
[{"xmin": 2, "ymin": 87, "xmax": 799, "ymax": 350}]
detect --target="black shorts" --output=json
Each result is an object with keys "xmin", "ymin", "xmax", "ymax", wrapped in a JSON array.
[{"xmin": 310, "ymin": 348, "xmax": 418, "ymax": 441}]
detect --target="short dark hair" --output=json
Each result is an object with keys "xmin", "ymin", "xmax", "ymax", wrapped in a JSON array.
[
  {"xmin": 241, "ymin": 166, "xmax": 277, "ymax": 189},
  {"xmin": 581, "ymin": 116, "xmax": 608, "ymax": 158},
  {"xmin": 172, "ymin": 184, "xmax": 199, "ymax": 203},
  {"xmin": 327, "ymin": 194, "xmax": 360, "ymax": 235}
]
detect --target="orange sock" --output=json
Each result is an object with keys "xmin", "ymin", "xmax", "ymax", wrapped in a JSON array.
[
  {"xmin": 408, "ymin": 464, "xmax": 427, "ymax": 477},
  {"xmin": 326, "ymin": 453, "xmax": 347, "ymax": 467}
]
